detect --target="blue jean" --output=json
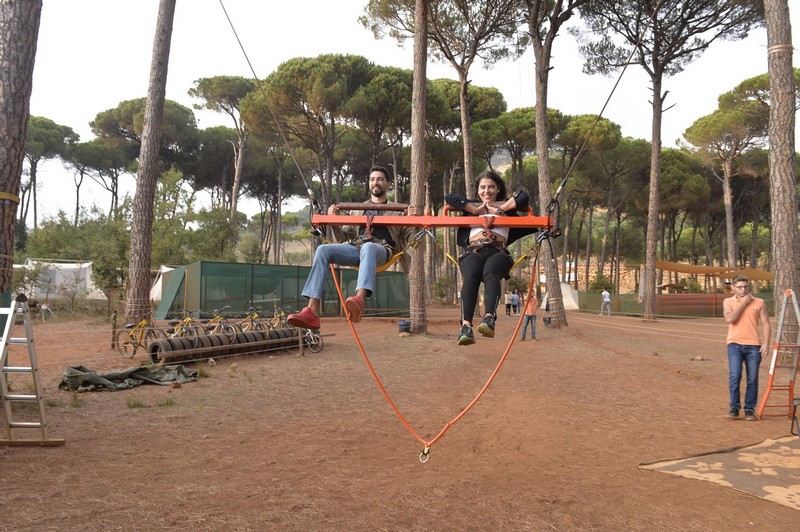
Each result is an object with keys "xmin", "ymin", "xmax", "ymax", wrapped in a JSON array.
[
  {"xmin": 600, "ymin": 301, "xmax": 611, "ymax": 315},
  {"xmin": 727, "ymin": 343, "xmax": 762, "ymax": 412},
  {"xmin": 301, "ymin": 242, "xmax": 388, "ymax": 300},
  {"xmin": 521, "ymin": 315, "xmax": 536, "ymax": 339}
]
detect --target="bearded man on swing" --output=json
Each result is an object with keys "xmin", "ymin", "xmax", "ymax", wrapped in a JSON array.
[{"xmin": 288, "ymin": 166, "xmax": 418, "ymax": 330}]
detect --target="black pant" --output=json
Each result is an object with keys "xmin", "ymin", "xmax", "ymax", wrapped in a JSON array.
[{"xmin": 459, "ymin": 246, "xmax": 513, "ymax": 324}]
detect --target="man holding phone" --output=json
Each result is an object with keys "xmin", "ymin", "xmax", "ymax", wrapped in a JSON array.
[{"xmin": 723, "ymin": 274, "xmax": 771, "ymax": 421}]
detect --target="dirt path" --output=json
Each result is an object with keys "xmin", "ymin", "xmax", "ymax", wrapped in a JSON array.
[{"xmin": 1, "ymin": 309, "xmax": 797, "ymax": 530}]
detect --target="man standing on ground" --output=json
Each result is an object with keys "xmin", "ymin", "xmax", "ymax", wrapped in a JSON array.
[
  {"xmin": 287, "ymin": 166, "xmax": 417, "ymax": 330},
  {"xmin": 600, "ymin": 288, "xmax": 611, "ymax": 316},
  {"xmin": 723, "ymin": 274, "xmax": 771, "ymax": 421},
  {"xmin": 520, "ymin": 292, "xmax": 539, "ymax": 341}
]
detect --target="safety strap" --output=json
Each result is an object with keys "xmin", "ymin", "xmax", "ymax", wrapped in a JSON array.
[{"xmin": 363, "ymin": 214, "xmax": 374, "ymax": 239}]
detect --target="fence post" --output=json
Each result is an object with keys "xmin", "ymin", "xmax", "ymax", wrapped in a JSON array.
[{"xmin": 111, "ymin": 310, "xmax": 117, "ymax": 349}]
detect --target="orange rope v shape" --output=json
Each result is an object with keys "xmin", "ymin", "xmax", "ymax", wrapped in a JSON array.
[{"xmin": 329, "ymin": 264, "xmax": 528, "ymax": 461}]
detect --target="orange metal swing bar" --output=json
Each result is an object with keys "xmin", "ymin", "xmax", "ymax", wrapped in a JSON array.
[{"xmin": 312, "ymin": 202, "xmax": 552, "ymax": 230}]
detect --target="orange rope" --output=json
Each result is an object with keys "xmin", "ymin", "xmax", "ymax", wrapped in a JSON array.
[
  {"xmin": 329, "ymin": 265, "xmax": 428, "ymax": 447},
  {"xmin": 329, "ymin": 263, "xmax": 529, "ymax": 460}
]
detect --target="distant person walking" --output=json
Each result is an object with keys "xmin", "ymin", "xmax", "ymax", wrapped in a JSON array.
[
  {"xmin": 504, "ymin": 292, "xmax": 513, "ymax": 316},
  {"xmin": 723, "ymin": 274, "xmax": 770, "ymax": 421},
  {"xmin": 600, "ymin": 288, "xmax": 611, "ymax": 316},
  {"xmin": 511, "ymin": 290, "xmax": 520, "ymax": 316},
  {"xmin": 520, "ymin": 292, "xmax": 539, "ymax": 341}
]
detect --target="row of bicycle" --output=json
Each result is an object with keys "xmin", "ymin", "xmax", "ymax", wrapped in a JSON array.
[{"xmin": 115, "ymin": 306, "xmax": 320, "ymax": 358}]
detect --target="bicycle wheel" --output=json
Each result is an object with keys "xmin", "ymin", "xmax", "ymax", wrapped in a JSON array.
[
  {"xmin": 305, "ymin": 329, "xmax": 324, "ymax": 353},
  {"xmin": 145, "ymin": 327, "xmax": 166, "ymax": 348},
  {"xmin": 184, "ymin": 326, "xmax": 199, "ymax": 348},
  {"xmin": 222, "ymin": 324, "xmax": 238, "ymax": 344},
  {"xmin": 116, "ymin": 329, "xmax": 138, "ymax": 358}
]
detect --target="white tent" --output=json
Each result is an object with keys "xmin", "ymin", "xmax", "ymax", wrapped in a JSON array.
[
  {"xmin": 150, "ymin": 265, "xmax": 174, "ymax": 304},
  {"xmin": 541, "ymin": 282, "xmax": 580, "ymax": 310},
  {"xmin": 14, "ymin": 259, "xmax": 107, "ymax": 301}
]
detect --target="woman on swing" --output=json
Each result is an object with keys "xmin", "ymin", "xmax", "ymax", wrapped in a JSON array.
[{"xmin": 445, "ymin": 170, "xmax": 535, "ymax": 346}]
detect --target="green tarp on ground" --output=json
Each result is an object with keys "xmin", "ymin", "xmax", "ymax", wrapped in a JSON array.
[{"xmin": 59, "ymin": 365, "xmax": 198, "ymax": 392}]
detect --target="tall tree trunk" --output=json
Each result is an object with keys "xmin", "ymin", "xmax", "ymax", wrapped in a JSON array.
[
  {"xmin": 584, "ymin": 205, "xmax": 593, "ymax": 291},
  {"xmin": 458, "ymin": 71, "xmax": 474, "ymax": 195},
  {"xmin": 599, "ymin": 178, "xmax": 614, "ymax": 276},
  {"xmin": 31, "ymin": 163, "xmax": 38, "ymax": 228},
  {"xmin": 126, "ymin": 0, "xmax": 175, "ymax": 320},
  {"xmin": 229, "ymin": 133, "xmax": 247, "ymax": 222},
  {"xmin": 642, "ymin": 76, "xmax": 665, "ymax": 321},
  {"xmin": 749, "ymin": 215, "xmax": 759, "ymax": 269},
  {"xmin": 0, "ymin": 1, "xmax": 42, "ymax": 295},
  {"xmin": 614, "ymin": 218, "xmax": 622, "ymax": 292},
  {"xmin": 425, "ymin": 183, "xmax": 435, "ymax": 301},
  {"xmin": 408, "ymin": 0, "xmax": 428, "ymax": 333},
  {"xmin": 560, "ymin": 203, "xmax": 575, "ymax": 282},
  {"xmin": 529, "ymin": 4, "xmax": 569, "ymax": 328},
  {"xmin": 765, "ymin": 0, "xmax": 800, "ymax": 313},
  {"xmin": 273, "ymin": 166, "xmax": 283, "ymax": 265},
  {"xmin": 721, "ymin": 160, "xmax": 737, "ymax": 266},
  {"xmin": 391, "ymin": 151, "xmax": 402, "ymax": 203},
  {"xmin": 73, "ymin": 169, "xmax": 85, "ymax": 226}
]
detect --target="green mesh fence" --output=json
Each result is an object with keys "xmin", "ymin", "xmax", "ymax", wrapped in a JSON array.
[
  {"xmin": 577, "ymin": 290, "xmax": 774, "ymax": 318},
  {"xmin": 154, "ymin": 261, "xmax": 409, "ymax": 320}
]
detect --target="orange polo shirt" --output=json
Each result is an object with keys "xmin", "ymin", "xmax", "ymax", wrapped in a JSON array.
[{"xmin": 726, "ymin": 296, "xmax": 765, "ymax": 346}]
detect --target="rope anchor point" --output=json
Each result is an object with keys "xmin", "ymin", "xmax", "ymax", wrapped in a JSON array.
[{"xmin": 419, "ymin": 446, "xmax": 431, "ymax": 463}]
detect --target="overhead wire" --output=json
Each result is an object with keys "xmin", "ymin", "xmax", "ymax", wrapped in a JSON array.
[
  {"xmin": 216, "ymin": 0, "xmax": 322, "ymax": 218},
  {"xmin": 545, "ymin": 0, "xmax": 668, "ymax": 211}
]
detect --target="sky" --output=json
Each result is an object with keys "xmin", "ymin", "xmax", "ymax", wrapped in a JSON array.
[{"xmin": 28, "ymin": 0, "xmax": 800, "ymax": 222}]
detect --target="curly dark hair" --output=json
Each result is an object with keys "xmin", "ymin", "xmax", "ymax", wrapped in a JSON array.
[{"xmin": 474, "ymin": 170, "xmax": 508, "ymax": 201}]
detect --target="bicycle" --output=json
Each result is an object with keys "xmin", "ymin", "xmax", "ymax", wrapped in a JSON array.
[
  {"xmin": 233, "ymin": 306, "xmax": 269, "ymax": 333},
  {"xmin": 302, "ymin": 327, "xmax": 324, "ymax": 353},
  {"xmin": 265, "ymin": 306, "xmax": 292, "ymax": 331},
  {"xmin": 166, "ymin": 310, "xmax": 200, "ymax": 348},
  {"xmin": 116, "ymin": 311, "xmax": 165, "ymax": 358},
  {"xmin": 203, "ymin": 305, "xmax": 237, "ymax": 343}
]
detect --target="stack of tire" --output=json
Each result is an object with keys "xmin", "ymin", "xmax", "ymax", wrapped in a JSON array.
[{"xmin": 148, "ymin": 327, "xmax": 303, "ymax": 365}]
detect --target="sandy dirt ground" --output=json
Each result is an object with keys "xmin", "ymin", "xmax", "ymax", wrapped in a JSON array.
[{"xmin": 1, "ymin": 306, "xmax": 798, "ymax": 530}]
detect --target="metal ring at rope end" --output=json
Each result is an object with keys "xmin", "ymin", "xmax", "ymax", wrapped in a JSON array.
[{"xmin": 419, "ymin": 447, "xmax": 430, "ymax": 463}]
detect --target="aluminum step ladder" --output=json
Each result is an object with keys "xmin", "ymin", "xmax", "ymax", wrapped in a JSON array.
[
  {"xmin": 0, "ymin": 294, "xmax": 65, "ymax": 446},
  {"xmin": 757, "ymin": 289, "xmax": 800, "ymax": 421}
]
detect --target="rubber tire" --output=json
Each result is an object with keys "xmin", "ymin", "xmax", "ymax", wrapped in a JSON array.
[
  {"xmin": 197, "ymin": 334, "xmax": 213, "ymax": 349},
  {"xmin": 149, "ymin": 339, "xmax": 169, "ymax": 365}
]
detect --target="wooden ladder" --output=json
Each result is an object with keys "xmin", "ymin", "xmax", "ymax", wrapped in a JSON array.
[
  {"xmin": 757, "ymin": 289, "xmax": 800, "ymax": 420},
  {"xmin": 0, "ymin": 294, "xmax": 65, "ymax": 446}
]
